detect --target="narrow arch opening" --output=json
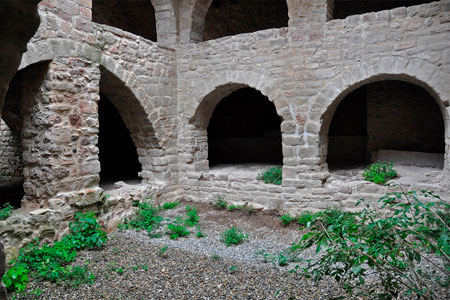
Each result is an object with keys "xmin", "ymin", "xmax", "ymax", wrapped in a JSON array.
[
  {"xmin": 327, "ymin": 80, "xmax": 445, "ymax": 169},
  {"xmin": 0, "ymin": 119, "xmax": 23, "ymax": 208},
  {"xmin": 208, "ymin": 88, "xmax": 282, "ymax": 167},
  {"xmin": 92, "ymin": 0, "xmax": 157, "ymax": 41},
  {"xmin": 203, "ymin": 0, "xmax": 288, "ymax": 41},
  {"xmin": 332, "ymin": 0, "xmax": 436, "ymax": 20},
  {"xmin": 98, "ymin": 92, "xmax": 141, "ymax": 188}
]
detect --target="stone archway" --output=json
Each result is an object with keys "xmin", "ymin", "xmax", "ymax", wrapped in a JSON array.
[{"xmin": 309, "ymin": 58, "xmax": 450, "ymax": 176}]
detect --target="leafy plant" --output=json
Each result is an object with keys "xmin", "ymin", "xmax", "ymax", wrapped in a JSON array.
[
  {"xmin": 158, "ymin": 246, "xmax": 169, "ymax": 257},
  {"xmin": 362, "ymin": 161, "xmax": 397, "ymax": 185},
  {"xmin": 220, "ymin": 227, "xmax": 248, "ymax": 246},
  {"xmin": 257, "ymin": 166, "xmax": 282, "ymax": 185},
  {"xmin": 290, "ymin": 190, "xmax": 450, "ymax": 300},
  {"xmin": 166, "ymin": 219, "xmax": 190, "ymax": 240},
  {"xmin": 162, "ymin": 201, "xmax": 180, "ymax": 210},
  {"xmin": 227, "ymin": 204, "xmax": 236, "ymax": 212},
  {"xmin": 297, "ymin": 211, "xmax": 314, "ymax": 228},
  {"xmin": 184, "ymin": 205, "xmax": 199, "ymax": 226},
  {"xmin": 214, "ymin": 196, "xmax": 227, "ymax": 210},
  {"xmin": 0, "ymin": 202, "xmax": 14, "ymax": 220},
  {"xmin": 279, "ymin": 214, "xmax": 294, "ymax": 227},
  {"xmin": 65, "ymin": 212, "xmax": 107, "ymax": 250},
  {"xmin": 196, "ymin": 226, "xmax": 205, "ymax": 238},
  {"xmin": 2, "ymin": 212, "xmax": 103, "ymax": 292},
  {"xmin": 124, "ymin": 201, "xmax": 163, "ymax": 235}
]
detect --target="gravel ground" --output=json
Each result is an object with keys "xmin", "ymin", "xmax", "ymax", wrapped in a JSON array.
[{"xmin": 9, "ymin": 202, "xmax": 450, "ymax": 300}]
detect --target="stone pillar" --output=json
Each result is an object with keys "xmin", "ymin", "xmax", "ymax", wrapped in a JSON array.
[
  {"xmin": 287, "ymin": 0, "xmax": 332, "ymax": 28},
  {"xmin": 21, "ymin": 57, "xmax": 101, "ymax": 209}
]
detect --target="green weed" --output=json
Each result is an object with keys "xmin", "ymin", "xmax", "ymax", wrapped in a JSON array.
[
  {"xmin": 362, "ymin": 161, "xmax": 397, "ymax": 185},
  {"xmin": 220, "ymin": 227, "xmax": 248, "ymax": 246},
  {"xmin": 257, "ymin": 166, "xmax": 282, "ymax": 185},
  {"xmin": 0, "ymin": 202, "xmax": 13, "ymax": 220}
]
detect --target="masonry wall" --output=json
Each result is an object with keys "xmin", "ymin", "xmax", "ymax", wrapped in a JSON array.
[{"xmin": 0, "ymin": 120, "xmax": 22, "ymax": 177}]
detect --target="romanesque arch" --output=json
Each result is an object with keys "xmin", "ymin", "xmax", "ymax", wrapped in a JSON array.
[
  {"xmin": 187, "ymin": 0, "xmax": 289, "ymax": 42},
  {"xmin": 178, "ymin": 70, "xmax": 294, "ymax": 173},
  {"xmin": 310, "ymin": 58, "xmax": 449, "ymax": 173},
  {"xmin": 19, "ymin": 39, "xmax": 166, "ymax": 148}
]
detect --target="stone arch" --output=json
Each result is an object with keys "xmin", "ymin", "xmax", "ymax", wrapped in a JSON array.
[
  {"xmin": 179, "ymin": 70, "xmax": 294, "ymax": 172},
  {"xmin": 309, "ymin": 58, "xmax": 449, "ymax": 172},
  {"xmin": 19, "ymin": 39, "xmax": 165, "ymax": 148}
]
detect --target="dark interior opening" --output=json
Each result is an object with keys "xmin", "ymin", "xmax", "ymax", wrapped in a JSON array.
[
  {"xmin": 98, "ymin": 92, "xmax": 141, "ymax": 185},
  {"xmin": 208, "ymin": 88, "xmax": 282, "ymax": 166},
  {"xmin": 327, "ymin": 80, "xmax": 445, "ymax": 169},
  {"xmin": 92, "ymin": 0, "xmax": 157, "ymax": 41},
  {"xmin": 333, "ymin": 0, "xmax": 436, "ymax": 20},
  {"xmin": 203, "ymin": 0, "xmax": 288, "ymax": 41}
]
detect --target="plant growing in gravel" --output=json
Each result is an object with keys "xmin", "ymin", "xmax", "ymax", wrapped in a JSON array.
[
  {"xmin": 0, "ymin": 202, "xmax": 13, "ymax": 220},
  {"xmin": 289, "ymin": 190, "xmax": 450, "ymax": 300},
  {"xmin": 123, "ymin": 201, "xmax": 163, "ymax": 235},
  {"xmin": 257, "ymin": 166, "xmax": 282, "ymax": 185},
  {"xmin": 184, "ymin": 205, "xmax": 199, "ymax": 226},
  {"xmin": 228, "ymin": 265, "xmax": 239, "ymax": 274},
  {"xmin": 196, "ymin": 226, "xmax": 205, "ymax": 238},
  {"xmin": 214, "ymin": 195, "xmax": 227, "ymax": 210},
  {"xmin": 211, "ymin": 254, "xmax": 220, "ymax": 260},
  {"xmin": 2, "ymin": 212, "xmax": 103, "ymax": 292},
  {"xmin": 297, "ymin": 211, "xmax": 314, "ymax": 228},
  {"xmin": 220, "ymin": 227, "xmax": 248, "ymax": 246},
  {"xmin": 158, "ymin": 246, "xmax": 169, "ymax": 258},
  {"xmin": 162, "ymin": 201, "xmax": 180, "ymax": 210},
  {"xmin": 66, "ymin": 212, "xmax": 107, "ymax": 250},
  {"xmin": 166, "ymin": 218, "xmax": 190, "ymax": 240},
  {"xmin": 362, "ymin": 161, "xmax": 397, "ymax": 185},
  {"xmin": 279, "ymin": 214, "xmax": 294, "ymax": 227},
  {"xmin": 227, "ymin": 204, "xmax": 236, "ymax": 212}
]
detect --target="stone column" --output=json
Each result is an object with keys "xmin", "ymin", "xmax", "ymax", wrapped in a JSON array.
[{"xmin": 21, "ymin": 57, "xmax": 101, "ymax": 209}]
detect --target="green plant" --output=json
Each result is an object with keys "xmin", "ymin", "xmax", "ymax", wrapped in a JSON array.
[
  {"xmin": 214, "ymin": 196, "xmax": 227, "ymax": 210},
  {"xmin": 184, "ymin": 205, "xmax": 199, "ymax": 226},
  {"xmin": 227, "ymin": 204, "xmax": 236, "ymax": 212},
  {"xmin": 2, "ymin": 212, "xmax": 103, "ymax": 292},
  {"xmin": 196, "ymin": 226, "xmax": 205, "ymax": 238},
  {"xmin": 290, "ymin": 190, "xmax": 450, "ymax": 300},
  {"xmin": 257, "ymin": 166, "xmax": 282, "ymax": 185},
  {"xmin": 220, "ymin": 227, "xmax": 248, "ymax": 246},
  {"xmin": 158, "ymin": 246, "xmax": 169, "ymax": 257},
  {"xmin": 362, "ymin": 161, "xmax": 398, "ymax": 185},
  {"xmin": 279, "ymin": 214, "xmax": 294, "ymax": 227},
  {"xmin": 0, "ymin": 202, "xmax": 13, "ymax": 220},
  {"xmin": 211, "ymin": 254, "xmax": 220, "ymax": 260},
  {"xmin": 125, "ymin": 201, "xmax": 163, "ymax": 235},
  {"xmin": 228, "ymin": 265, "xmax": 239, "ymax": 274},
  {"xmin": 162, "ymin": 201, "xmax": 180, "ymax": 210},
  {"xmin": 65, "ymin": 212, "xmax": 107, "ymax": 250},
  {"xmin": 166, "ymin": 219, "xmax": 190, "ymax": 240},
  {"xmin": 297, "ymin": 211, "xmax": 314, "ymax": 228}
]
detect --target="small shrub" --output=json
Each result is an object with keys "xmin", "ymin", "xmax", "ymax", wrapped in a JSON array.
[
  {"xmin": 220, "ymin": 227, "xmax": 248, "ymax": 246},
  {"xmin": 214, "ymin": 196, "xmax": 227, "ymax": 210},
  {"xmin": 196, "ymin": 226, "xmax": 205, "ymax": 238},
  {"xmin": 279, "ymin": 214, "xmax": 294, "ymax": 227},
  {"xmin": 297, "ymin": 211, "xmax": 314, "ymax": 228},
  {"xmin": 158, "ymin": 246, "xmax": 169, "ymax": 257},
  {"xmin": 362, "ymin": 161, "xmax": 397, "ymax": 185},
  {"xmin": 126, "ymin": 201, "xmax": 163, "ymax": 235},
  {"xmin": 2, "ymin": 263, "xmax": 29, "ymax": 292},
  {"xmin": 257, "ymin": 166, "xmax": 282, "ymax": 185},
  {"xmin": 290, "ymin": 190, "xmax": 450, "ymax": 299},
  {"xmin": 0, "ymin": 203, "xmax": 13, "ymax": 220},
  {"xmin": 184, "ymin": 205, "xmax": 199, "ymax": 226},
  {"xmin": 162, "ymin": 201, "xmax": 179, "ymax": 210},
  {"xmin": 227, "ymin": 204, "xmax": 236, "ymax": 212},
  {"xmin": 65, "ymin": 212, "xmax": 107, "ymax": 250},
  {"xmin": 166, "ymin": 219, "xmax": 190, "ymax": 240}
]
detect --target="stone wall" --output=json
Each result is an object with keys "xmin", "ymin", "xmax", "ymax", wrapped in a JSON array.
[{"xmin": 0, "ymin": 120, "xmax": 22, "ymax": 177}]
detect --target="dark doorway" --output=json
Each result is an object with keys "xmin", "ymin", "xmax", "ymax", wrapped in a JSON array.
[
  {"xmin": 207, "ymin": 88, "xmax": 282, "ymax": 166},
  {"xmin": 333, "ymin": 0, "xmax": 436, "ymax": 20},
  {"xmin": 92, "ymin": 0, "xmax": 157, "ymax": 41},
  {"xmin": 203, "ymin": 0, "xmax": 288, "ymax": 41},
  {"xmin": 98, "ymin": 93, "xmax": 141, "ymax": 185},
  {"xmin": 327, "ymin": 80, "xmax": 445, "ymax": 168}
]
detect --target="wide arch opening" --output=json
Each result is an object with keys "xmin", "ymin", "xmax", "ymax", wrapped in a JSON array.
[
  {"xmin": 327, "ymin": 80, "xmax": 445, "ymax": 170},
  {"xmin": 207, "ymin": 88, "xmax": 282, "ymax": 167},
  {"xmin": 0, "ymin": 118, "xmax": 23, "ymax": 209},
  {"xmin": 203, "ymin": 0, "xmax": 288, "ymax": 41},
  {"xmin": 98, "ymin": 92, "xmax": 141, "ymax": 188},
  {"xmin": 92, "ymin": 0, "xmax": 157, "ymax": 41},
  {"xmin": 332, "ymin": 0, "xmax": 436, "ymax": 20}
]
